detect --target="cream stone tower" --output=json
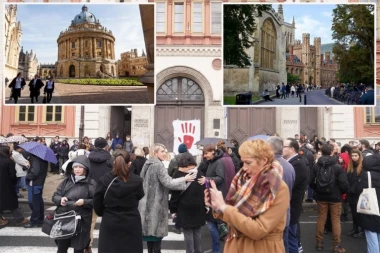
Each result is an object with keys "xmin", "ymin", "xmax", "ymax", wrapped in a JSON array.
[
  {"xmin": 56, "ymin": 5, "xmax": 117, "ymax": 78},
  {"xmin": 5, "ymin": 5, "xmax": 22, "ymax": 79}
]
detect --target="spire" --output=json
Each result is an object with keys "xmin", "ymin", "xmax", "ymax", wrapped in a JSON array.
[
  {"xmin": 278, "ymin": 4, "xmax": 283, "ymax": 15},
  {"xmin": 292, "ymin": 16, "xmax": 295, "ymax": 27},
  {"xmin": 142, "ymin": 49, "xmax": 146, "ymax": 57}
]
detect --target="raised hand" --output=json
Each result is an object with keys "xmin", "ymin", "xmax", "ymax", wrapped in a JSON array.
[{"xmin": 178, "ymin": 122, "xmax": 196, "ymax": 148}]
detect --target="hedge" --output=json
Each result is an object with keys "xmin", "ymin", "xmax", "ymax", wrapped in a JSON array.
[{"xmin": 56, "ymin": 78, "xmax": 143, "ymax": 86}]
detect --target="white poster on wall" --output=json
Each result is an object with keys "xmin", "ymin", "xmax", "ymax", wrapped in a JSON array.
[{"xmin": 173, "ymin": 120, "xmax": 201, "ymax": 156}]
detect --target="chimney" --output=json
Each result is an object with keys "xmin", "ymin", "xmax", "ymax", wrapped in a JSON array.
[{"xmin": 325, "ymin": 52, "xmax": 330, "ymax": 63}]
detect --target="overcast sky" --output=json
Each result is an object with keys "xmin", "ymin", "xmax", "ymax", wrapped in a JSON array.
[{"xmin": 11, "ymin": 3, "xmax": 148, "ymax": 64}]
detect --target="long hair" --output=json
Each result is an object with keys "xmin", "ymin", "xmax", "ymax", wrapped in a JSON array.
[
  {"xmin": 0, "ymin": 145, "xmax": 11, "ymax": 158},
  {"xmin": 347, "ymin": 149, "xmax": 363, "ymax": 176},
  {"xmin": 112, "ymin": 150, "xmax": 130, "ymax": 182}
]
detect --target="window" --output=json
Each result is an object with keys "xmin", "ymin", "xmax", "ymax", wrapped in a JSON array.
[
  {"xmin": 174, "ymin": 3, "xmax": 184, "ymax": 33},
  {"xmin": 156, "ymin": 2, "xmax": 166, "ymax": 33},
  {"xmin": 72, "ymin": 42, "xmax": 75, "ymax": 49},
  {"xmin": 261, "ymin": 19, "xmax": 276, "ymax": 70},
  {"xmin": 193, "ymin": 3, "xmax": 202, "ymax": 33},
  {"xmin": 72, "ymin": 53, "xmax": 75, "ymax": 57},
  {"xmin": 18, "ymin": 106, "xmax": 35, "ymax": 122},
  {"xmin": 46, "ymin": 106, "xmax": 63, "ymax": 122},
  {"xmin": 365, "ymin": 85, "xmax": 380, "ymax": 123},
  {"xmin": 97, "ymin": 41, "xmax": 101, "ymax": 48},
  {"xmin": 211, "ymin": 2, "xmax": 221, "ymax": 34}
]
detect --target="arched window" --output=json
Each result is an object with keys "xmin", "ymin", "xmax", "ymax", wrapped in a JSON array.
[
  {"xmin": 157, "ymin": 77, "xmax": 204, "ymax": 101},
  {"xmin": 69, "ymin": 65, "xmax": 75, "ymax": 77},
  {"xmin": 261, "ymin": 19, "xmax": 276, "ymax": 70}
]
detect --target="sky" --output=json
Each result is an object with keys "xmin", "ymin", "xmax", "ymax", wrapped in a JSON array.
[
  {"xmin": 273, "ymin": 4, "xmax": 339, "ymax": 44},
  {"xmin": 11, "ymin": 3, "xmax": 148, "ymax": 64}
]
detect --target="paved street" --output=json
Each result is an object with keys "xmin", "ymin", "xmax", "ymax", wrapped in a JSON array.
[
  {"xmin": 259, "ymin": 89, "xmax": 342, "ymax": 106},
  {"xmin": 4, "ymin": 83, "xmax": 149, "ymax": 104}
]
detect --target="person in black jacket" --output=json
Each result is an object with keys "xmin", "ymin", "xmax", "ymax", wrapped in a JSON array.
[
  {"xmin": 24, "ymin": 154, "xmax": 49, "ymax": 228},
  {"xmin": 28, "ymin": 74, "xmax": 44, "ymax": 104},
  {"xmin": 357, "ymin": 154, "xmax": 380, "ymax": 253},
  {"xmin": 94, "ymin": 150, "xmax": 144, "ymax": 253},
  {"xmin": 129, "ymin": 148, "xmax": 147, "ymax": 176},
  {"xmin": 50, "ymin": 136, "xmax": 61, "ymax": 174},
  {"xmin": 8, "ymin": 72, "xmax": 26, "ymax": 104},
  {"xmin": 169, "ymin": 153, "xmax": 206, "ymax": 253},
  {"xmin": 58, "ymin": 139, "xmax": 70, "ymax": 175},
  {"xmin": 87, "ymin": 137, "xmax": 113, "ymax": 252},
  {"xmin": 52, "ymin": 155, "xmax": 96, "ymax": 253},
  {"xmin": 309, "ymin": 143, "xmax": 349, "ymax": 253},
  {"xmin": 283, "ymin": 138, "xmax": 310, "ymax": 253}
]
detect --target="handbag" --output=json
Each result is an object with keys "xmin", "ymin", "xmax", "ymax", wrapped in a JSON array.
[
  {"xmin": 357, "ymin": 171, "xmax": 380, "ymax": 216},
  {"xmin": 42, "ymin": 210, "xmax": 82, "ymax": 239},
  {"xmin": 104, "ymin": 177, "xmax": 118, "ymax": 199},
  {"xmin": 42, "ymin": 95, "xmax": 47, "ymax": 104}
]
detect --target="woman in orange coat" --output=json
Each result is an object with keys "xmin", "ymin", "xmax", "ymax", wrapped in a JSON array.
[{"xmin": 205, "ymin": 139, "xmax": 290, "ymax": 253}]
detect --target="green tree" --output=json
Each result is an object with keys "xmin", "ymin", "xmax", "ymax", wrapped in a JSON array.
[
  {"xmin": 331, "ymin": 5, "xmax": 374, "ymax": 84},
  {"xmin": 287, "ymin": 73, "xmax": 301, "ymax": 84},
  {"xmin": 224, "ymin": 5, "xmax": 271, "ymax": 67}
]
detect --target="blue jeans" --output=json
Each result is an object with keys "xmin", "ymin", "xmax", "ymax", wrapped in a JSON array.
[
  {"xmin": 284, "ymin": 226, "xmax": 289, "ymax": 253},
  {"xmin": 288, "ymin": 223, "xmax": 299, "ymax": 253},
  {"xmin": 206, "ymin": 221, "xmax": 220, "ymax": 253},
  {"xmin": 28, "ymin": 185, "xmax": 44, "ymax": 225},
  {"xmin": 21, "ymin": 176, "xmax": 26, "ymax": 189},
  {"xmin": 365, "ymin": 230, "xmax": 380, "ymax": 253},
  {"xmin": 307, "ymin": 186, "xmax": 313, "ymax": 200}
]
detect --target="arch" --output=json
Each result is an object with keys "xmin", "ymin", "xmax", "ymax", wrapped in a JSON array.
[
  {"xmin": 69, "ymin": 65, "xmax": 75, "ymax": 77},
  {"xmin": 261, "ymin": 18, "xmax": 277, "ymax": 70},
  {"xmin": 156, "ymin": 66, "xmax": 214, "ymax": 105},
  {"xmin": 157, "ymin": 77, "xmax": 204, "ymax": 102},
  {"xmin": 84, "ymin": 65, "xmax": 90, "ymax": 77}
]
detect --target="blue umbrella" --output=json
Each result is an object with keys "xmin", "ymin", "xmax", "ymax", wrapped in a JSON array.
[
  {"xmin": 247, "ymin": 134, "xmax": 270, "ymax": 141},
  {"xmin": 19, "ymin": 141, "xmax": 58, "ymax": 164}
]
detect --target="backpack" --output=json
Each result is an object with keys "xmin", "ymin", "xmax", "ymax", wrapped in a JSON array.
[{"xmin": 315, "ymin": 164, "xmax": 335, "ymax": 193}]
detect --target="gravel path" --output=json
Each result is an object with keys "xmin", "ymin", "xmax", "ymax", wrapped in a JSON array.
[{"xmin": 4, "ymin": 83, "xmax": 150, "ymax": 104}]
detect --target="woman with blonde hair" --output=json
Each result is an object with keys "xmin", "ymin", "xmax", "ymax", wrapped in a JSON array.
[
  {"xmin": 205, "ymin": 139, "xmax": 290, "ymax": 253},
  {"xmin": 94, "ymin": 150, "xmax": 144, "ymax": 253},
  {"xmin": 346, "ymin": 149, "xmax": 363, "ymax": 238},
  {"xmin": 138, "ymin": 143, "xmax": 196, "ymax": 253},
  {"xmin": 130, "ymin": 148, "xmax": 147, "ymax": 176}
]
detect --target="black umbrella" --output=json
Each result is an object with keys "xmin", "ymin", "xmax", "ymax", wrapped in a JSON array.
[{"xmin": 194, "ymin": 138, "xmax": 234, "ymax": 147}]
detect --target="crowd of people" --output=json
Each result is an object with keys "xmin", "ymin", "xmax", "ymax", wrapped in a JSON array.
[{"xmin": 0, "ymin": 132, "xmax": 380, "ymax": 253}]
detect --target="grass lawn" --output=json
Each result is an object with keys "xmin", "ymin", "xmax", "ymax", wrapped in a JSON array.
[{"xmin": 224, "ymin": 95, "xmax": 261, "ymax": 105}]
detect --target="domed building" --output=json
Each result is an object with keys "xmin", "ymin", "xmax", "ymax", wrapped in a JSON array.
[{"xmin": 56, "ymin": 5, "xmax": 117, "ymax": 78}]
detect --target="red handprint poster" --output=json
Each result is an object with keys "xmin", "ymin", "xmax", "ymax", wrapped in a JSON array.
[{"xmin": 173, "ymin": 120, "xmax": 201, "ymax": 156}]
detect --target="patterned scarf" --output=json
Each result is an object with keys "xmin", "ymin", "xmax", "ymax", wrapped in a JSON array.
[{"xmin": 225, "ymin": 160, "xmax": 283, "ymax": 240}]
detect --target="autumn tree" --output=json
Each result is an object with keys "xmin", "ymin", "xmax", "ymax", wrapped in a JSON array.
[{"xmin": 224, "ymin": 4, "xmax": 271, "ymax": 67}]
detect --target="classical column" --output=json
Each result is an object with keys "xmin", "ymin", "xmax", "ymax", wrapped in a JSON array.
[
  {"xmin": 66, "ymin": 40, "xmax": 69, "ymax": 60},
  {"xmin": 112, "ymin": 42, "xmax": 115, "ymax": 59},
  {"xmin": 93, "ymin": 38, "xmax": 96, "ymax": 58},
  {"xmin": 139, "ymin": 5, "xmax": 154, "ymax": 103},
  {"xmin": 79, "ymin": 37, "xmax": 82, "ymax": 58}
]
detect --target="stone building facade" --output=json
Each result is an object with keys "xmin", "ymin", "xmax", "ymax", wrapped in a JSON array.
[
  {"xmin": 118, "ymin": 49, "xmax": 147, "ymax": 77},
  {"xmin": 39, "ymin": 63, "xmax": 56, "ymax": 79},
  {"xmin": 56, "ymin": 5, "xmax": 118, "ymax": 79},
  {"xmin": 4, "ymin": 4, "xmax": 21, "ymax": 80},
  {"xmin": 18, "ymin": 47, "xmax": 39, "ymax": 80}
]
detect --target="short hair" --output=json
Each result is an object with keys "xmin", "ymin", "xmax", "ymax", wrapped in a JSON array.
[
  {"xmin": 134, "ymin": 148, "xmax": 145, "ymax": 157},
  {"xmin": 230, "ymin": 139, "xmax": 239, "ymax": 146},
  {"xmin": 341, "ymin": 144, "xmax": 352, "ymax": 154},
  {"xmin": 143, "ymin": 147, "xmax": 149, "ymax": 155},
  {"xmin": 239, "ymin": 140, "xmax": 274, "ymax": 167},
  {"xmin": 359, "ymin": 139, "xmax": 370, "ymax": 149},
  {"xmin": 178, "ymin": 152, "xmax": 197, "ymax": 168},
  {"xmin": 151, "ymin": 143, "xmax": 166, "ymax": 157},
  {"xmin": 330, "ymin": 138, "xmax": 336, "ymax": 142},
  {"xmin": 203, "ymin": 144, "xmax": 215, "ymax": 153},
  {"xmin": 55, "ymin": 135, "xmax": 59, "ymax": 139},
  {"xmin": 266, "ymin": 136, "xmax": 283, "ymax": 155},
  {"xmin": 216, "ymin": 140, "xmax": 227, "ymax": 153},
  {"xmin": 115, "ymin": 144, "xmax": 122, "ymax": 150},
  {"xmin": 321, "ymin": 143, "xmax": 334, "ymax": 156},
  {"xmin": 286, "ymin": 138, "xmax": 299, "ymax": 153}
]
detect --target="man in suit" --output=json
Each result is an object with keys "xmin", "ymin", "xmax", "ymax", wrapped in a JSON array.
[
  {"xmin": 283, "ymin": 138, "xmax": 310, "ymax": 253},
  {"xmin": 28, "ymin": 75, "xmax": 44, "ymax": 103},
  {"xmin": 8, "ymin": 72, "xmax": 26, "ymax": 104},
  {"xmin": 44, "ymin": 77, "xmax": 55, "ymax": 103}
]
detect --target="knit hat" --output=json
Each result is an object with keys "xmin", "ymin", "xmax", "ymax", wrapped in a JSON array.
[
  {"xmin": 178, "ymin": 143, "xmax": 188, "ymax": 153},
  {"xmin": 94, "ymin": 137, "xmax": 108, "ymax": 149},
  {"xmin": 72, "ymin": 162, "xmax": 86, "ymax": 169}
]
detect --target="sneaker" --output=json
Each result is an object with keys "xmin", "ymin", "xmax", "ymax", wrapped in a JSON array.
[
  {"xmin": 333, "ymin": 245, "xmax": 346, "ymax": 253},
  {"xmin": 316, "ymin": 242, "xmax": 324, "ymax": 251},
  {"xmin": 0, "ymin": 219, "xmax": 8, "ymax": 227}
]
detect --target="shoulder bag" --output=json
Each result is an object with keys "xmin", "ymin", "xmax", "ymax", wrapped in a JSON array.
[
  {"xmin": 357, "ymin": 171, "xmax": 380, "ymax": 216},
  {"xmin": 42, "ymin": 210, "xmax": 82, "ymax": 240}
]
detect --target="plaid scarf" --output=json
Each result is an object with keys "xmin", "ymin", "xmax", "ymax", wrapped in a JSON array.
[{"xmin": 225, "ymin": 160, "xmax": 283, "ymax": 239}]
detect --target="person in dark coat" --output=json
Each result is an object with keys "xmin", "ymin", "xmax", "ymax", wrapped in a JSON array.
[
  {"xmin": 129, "ymin": 148, "xmax": 147, "ymax": 176},
  {"xmin": 346, "ymin": 149, "xmax": 363, "ymax": 237},
  {"xmin": 197, "ymin": 144, "xmax": 225, "ymax": 253},
  {"xmin": 111, "ymin": 133, "xmax": 124, "ymax": 151},
  {"xmin": 52, "ymin": 155, "xmax": 96, "ymax": 253},
  {"xmin": 24, "ymin": 154, "xmax": 49, "ymax": 228},
  {"xmin": 168, "ymin": 143, "xmax": 189, "ymax": 177},
  {"xmin": 58, "ymin": 139, "xmax": 70, "ymax": 175},
  {"xmin": 216, "ymin": 140, "xmax": 235, "ymax": 194},
  {"xmin": 94, "ymin": 150, "xmax": 144, "ymax": 253},
  {"xmin": 44, "ymin": 77, "xmax": 55, "ymax": 103},
  {"xmin": 123, "ymin": 135, "xmax": 134, "ymax": 153},
  {"xmin": 0, "ymin": 145, "xmax": 28, "ymax": 227},
  {"xmin": 227, "ymin": 147, "xmax": 241, "ymax": 174},
  {"xmin": 8, "ymin": 72, "xmax": 26, "ymax": 104},
  {"xmin": 28, "ymin": 74, "xmax": 44, "ymax": 103},
  {"xmin": 357, "ymin": 154, "xmax": 380, "ymax": 253},
  {"xmin": 50, "ymin": 136, "xmax": 61, "ymax": 174},
  {"xmin": 360, "ymin": 84, "xmax": 375, "ymax": 105},
  {"xmin": 169, "ymin": 153, "xmax": 206, "ymax": 253}
]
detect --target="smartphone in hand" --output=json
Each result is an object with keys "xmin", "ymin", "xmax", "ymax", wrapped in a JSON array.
[{"xmin": 205, "ymin": 179, "xmax": 210, "ymax": 194}]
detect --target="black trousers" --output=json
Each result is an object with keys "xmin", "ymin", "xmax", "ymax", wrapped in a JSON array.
[
  {"xmin": 349, "ymin": 204, "xmax": 359, "ymax": 232},
  {"xmin": 12, "ymin": 88, "xmax": 21, "ymax": 104},
  {"xmin": 147, "ymin": 241, "xmax": 162, "ymax": 253},
  {"xmin": 57, "ymin": 238, "xmax": 86, "ymax": 253}
]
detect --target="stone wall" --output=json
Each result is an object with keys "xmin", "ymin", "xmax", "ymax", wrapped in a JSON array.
[
  {"xmin": 223, "ymin": 67, "xmax": 249, "ymax": 96},
  {"xmin": 259, "ymin": 69, "xmax": 281, "ymax": 92}
]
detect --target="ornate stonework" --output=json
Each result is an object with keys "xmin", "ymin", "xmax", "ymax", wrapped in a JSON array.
[
  {"xmin": 56, "ymin": 5, "xmax": 117, "ymax": 78},
  {"xmin": 4, "ymin": 5, "xmax": 21, "ymax": 80},
  {"xmin": 18, "ymin": 47, "xmax": 38, "ymax": 80},
  {"xmin": 156, "ymin": 66, "xmax": 219, "ymax": 106},
  {"xmin": 212, "ymin": 59, "xmax": 222, "ymax": 70},
  {"xmin": 156, "ymin": 47, "xmax": 222, "ymax": 57},
  {"xmin": 118, "ymin": 49, "xmax": 147, "ymax": 77}
]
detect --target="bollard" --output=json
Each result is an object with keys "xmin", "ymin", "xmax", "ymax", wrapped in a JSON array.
[{"xmin": 304, "ymin": 94, "xmax": 307, "ymax": 105}]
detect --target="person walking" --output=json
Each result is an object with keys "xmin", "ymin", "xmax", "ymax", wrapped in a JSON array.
[
  {"xmin": 310, "ymin": 143, "xmax": 349, "ymax": 253},
  {"xmin": 169, "ymin": 153, "xmax": 206, "ymax": 253},
  {"xmin": 52, "ymin": 155, "xmax": 96, "ymax": 253},
  {"xmin": 8, "ymin": 72, "xmax": 26, "ymax": 104},
  {"xmin": 0, "ymin": 145, "xmax": 29, "ymax": 227},
  {"xmin": 44, "ymin": 77, "xmax": 55, "ymax": 103},
  {"xmin": 94, "ymin": 150, "xmax": 144, "ymax": 253},
  {"xmin": 28, "ymin": 75, "xmax": 44, "ymax": 103},
  {"xmin": 205, "ymin": 139, "xmax": 290, "ymax": 253},
  {"xmin": 138, "ymin": 143, "xmax": 196, "ymax": 253},
  {"xmin": 281, "ymin": 83, "xmax": 286, "ymax": 99}
]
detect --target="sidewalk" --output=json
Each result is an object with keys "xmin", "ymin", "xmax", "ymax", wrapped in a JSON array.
[{"xmin": 19, "ymin": 173, "xmax": 65, "ymax": 206}]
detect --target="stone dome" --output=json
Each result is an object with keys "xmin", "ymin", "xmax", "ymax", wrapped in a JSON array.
[{"xmin": 72, "ymin": 5, "xmax": 98, "ymax": 25}]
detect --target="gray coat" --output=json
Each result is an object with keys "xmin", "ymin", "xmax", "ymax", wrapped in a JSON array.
[{"xmin": 138, "ymin": 157, "xmax": 187, "ymax": 238}]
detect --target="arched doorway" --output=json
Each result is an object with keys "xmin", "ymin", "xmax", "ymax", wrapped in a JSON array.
[
  {"xmin": 155, "ymin": 77, "xmax": 205, "ymax": 151},
  {"xmin": 69, "ymin": 65, "xmax": 75, "ymax": 77}
]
